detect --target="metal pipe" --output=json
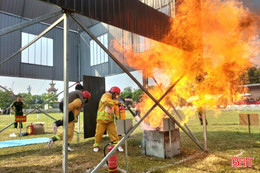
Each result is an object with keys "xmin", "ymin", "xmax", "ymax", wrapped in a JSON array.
[
  {"xmin": 126, "ymin": 105, "xmax": 137, "ymax": 117},
  {"xmin": 71, "ymin": 14, "xmax": 203, "ymax": 150},
  {"xmin": 159, "ymin": 100, "xmax": 204, "ymax": 150},
  {"xmin": 168, "ymin": 118, "xmax": 173, "ymax": 164},
  {"xmin": 77, "ymin": 34, "xmax": 81, "ymax": 140},
  {"xmin": 123, "ymin": 120, "xmax": 128, "ymax": 172},
  {"xmin": 247, "ymin": 114, "xmax": 253, "ymax": 155},
  {"xmin": 35, "ymin": 109, "xmax": 57, "ymax": 121},
  {"xmin": 91, "ymin": 78, "xmax": 181, "ymax": 173},
  {"xmin": 0, "ymin": 14, "xmax": 65, "ymax": 66},
  {"xmin": 62, "ymin": 12, "xmax": 69, "ymax": 173},
  {"xmin": 125, "ymin": 139, "xmax": 128, "ymax": 172},
  {"xmin": 170, "ymin": 103, "xmax": 201, "ymax": 145},
  {"xmin": 0, "ymin": 10, "xmax": 62, "ymax": 36},
  {"xmin": 152, "ymin": 76, "xmax": 201, "ymax": 146},
  {"xmin": 77, "ymin": 111, "xmax": 80, "ymax": 139},
  {"xmin": 202, "ymin": 109, "xmax": 208, "ymax": 151}
]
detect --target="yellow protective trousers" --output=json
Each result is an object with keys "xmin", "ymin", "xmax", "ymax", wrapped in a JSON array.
[
  {"xmin": 93, "ymin": 120, "xmax": 119, "ymax": 147},
  {"xmin": 56, "ymin": 121, "xmax": 75, "ymax": 142}
]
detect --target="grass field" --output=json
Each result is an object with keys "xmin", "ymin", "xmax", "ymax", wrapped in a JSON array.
[{"xmin": 0, "ymin": 110, "xmax": 259, "ymax": 173}]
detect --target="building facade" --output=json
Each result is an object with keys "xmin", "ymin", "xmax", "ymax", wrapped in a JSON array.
[{"xmin": 0, "ymin": 0, "xmax": 175, "ymax": 82}]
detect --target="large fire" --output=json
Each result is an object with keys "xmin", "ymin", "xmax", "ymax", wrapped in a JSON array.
[{"xmin": 111, "ymin": 0, "xmax": 260, "ymax": 128}]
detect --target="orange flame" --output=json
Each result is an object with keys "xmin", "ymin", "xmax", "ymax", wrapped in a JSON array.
[{"xmin": 111, "ymin": 0, "xmax": 260, "ymax": 128}]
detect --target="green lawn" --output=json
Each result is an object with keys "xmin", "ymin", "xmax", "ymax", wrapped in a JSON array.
[{"xmin": 0, "ymin": 110, "xmax": 259, "ymax": 173}]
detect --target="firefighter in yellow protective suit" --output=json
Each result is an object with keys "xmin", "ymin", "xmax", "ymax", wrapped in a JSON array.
[
  {"xmin": 93, "ymin": 86, "xmax": 124, "ymax": 152},
  {"xmin": 48, "ymin": 91, "xmax": 91, "ymax": 151}
]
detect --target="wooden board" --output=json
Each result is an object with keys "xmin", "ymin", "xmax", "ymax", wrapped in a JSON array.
[{"xmin": 239, "ymin": 114, "xmax": 259, "ymax": 126}]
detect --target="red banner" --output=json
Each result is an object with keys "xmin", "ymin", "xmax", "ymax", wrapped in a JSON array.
[{"xmin": 15, "ymin": 116, "xmax": 26, "ymax": 122}]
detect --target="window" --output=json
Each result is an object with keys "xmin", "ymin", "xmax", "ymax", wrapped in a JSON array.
[
  {"xmin": 21, "ymin": 32, "xmax": 53, "ymax": 66},
  {"xmin": 90, "ymin": 33, "xmax": 108, "ymax": 66},
  {"xmin": 139, "ymin": 36, "xmax": 150, "ymax": 52}
]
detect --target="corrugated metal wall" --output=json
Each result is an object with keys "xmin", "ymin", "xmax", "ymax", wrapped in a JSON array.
[
  {"xmin": 0, "ymin": 12, "xmax": 79, "ymax": 81},
  {"xmin": 0, "ymin": 12, "xmax": 21, "ymax": 77},
  {"xmin": 40, "ymin": 0, "xmax": 173, "ymax": 46}
]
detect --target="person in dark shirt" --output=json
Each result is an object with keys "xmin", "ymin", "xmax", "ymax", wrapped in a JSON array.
[{"xmin": 10, "ymin": 95, "xmax": 24, "ymax": 129}]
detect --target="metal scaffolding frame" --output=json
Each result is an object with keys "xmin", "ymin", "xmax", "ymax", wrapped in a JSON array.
[
  {"xmin": 62, "ymin": 12, "xmax": 69, "ymax": 173},
  {"xmin": 0, "ymin": 10, "xmax": 62, "ymax": 37},
  {"xmin": 70, "ymin": 13, "xmax": 204, "ymax": 173},
  {"xmin": 0, "ymin": 8, "xmax": 204, "ymax": 172},
  {"xmin": 152, "ymin": 76, "xmax": 201, "ymax": 145},
  {"xmin": 0, "ymin": 11, "xmax": 71, "ymax": 173}
]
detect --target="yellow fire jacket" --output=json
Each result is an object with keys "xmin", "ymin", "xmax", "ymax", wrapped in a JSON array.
[
  {"xmin": 68, "ymin": 98, "xmax": 83, "ymax": 122},
  {"xmin": 97, "ymin": 92, "xmax": 119, "ymax": 122}
]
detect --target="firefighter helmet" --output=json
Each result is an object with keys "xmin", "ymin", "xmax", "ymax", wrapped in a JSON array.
[
  {"xmin": 109, "ymin": 87, "xmax": 121, "ymax": 94},
  {"xmin": 82, "ymin": 91, "xmax": 91, "ymax": 99}
]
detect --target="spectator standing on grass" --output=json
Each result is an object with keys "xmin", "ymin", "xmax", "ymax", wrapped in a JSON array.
[{"xmin": 10, "ymin": 95, "xmax": 24, "ymax": 129}]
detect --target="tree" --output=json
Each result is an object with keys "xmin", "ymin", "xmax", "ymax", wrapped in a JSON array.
[
  {"xmin": 0, "ymin": 88, "xmax": 15, "ymax": 108},
  {"xmin": 19, "ymin": 93, "xmax": 33, "ymax": 109},
  {"xmin": 121, "ymin": 91, "xmax": 132, "ymax": 99},
  {"xmin": 120, "ymin": 87, "xmax": 143, "ymax": 102},
  {"xmin": 247, "ymin": 66, "xmax": 260, "ymax": 84},
  {"xmin": 132, "ymin": 88, "xmax": 143, "ymax": 102},
  {"xmin": 31, "ymin": 95, "xmax": 44, "ymax": 107},
  {"xmin": 123, "ymin": 87, "xmax": 132, "ymax": 93},
  {"xmin": 240, "ymin": 66, "xmax": 260, "ymax": 84},
  {"xmin": 254, "ymin": 69, "xmax": 260, "ymax": 83},
  {"xmin": 121, "ymin": 87, "xmax": 133, "ymax": 99},
  {"xmin": 41, "ymin": 93, "xmax": 58, "ymax": 108}
]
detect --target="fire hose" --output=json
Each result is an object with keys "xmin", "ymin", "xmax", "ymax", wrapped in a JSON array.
[{"xmin": 118, "ymin": 96, "xmax": 137, "ymax": 118}]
